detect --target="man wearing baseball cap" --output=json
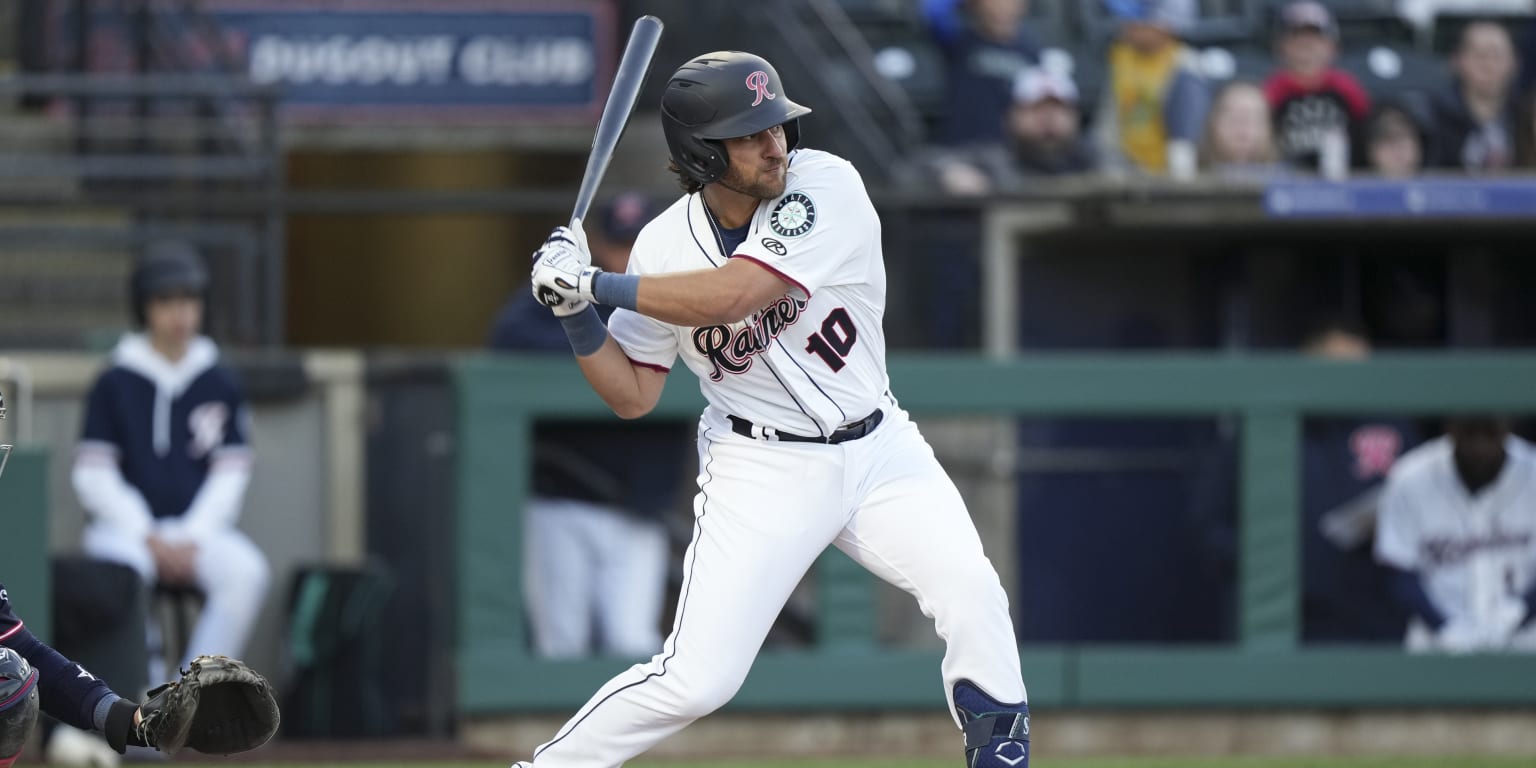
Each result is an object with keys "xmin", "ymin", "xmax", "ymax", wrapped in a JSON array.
[
  {"xmin": 1005, "ymin": 68, "xmax": 1097, "ymax": 177},
  {"xmin": 1264, "ymin": 1, "xmax": 1371, "ymax": 172},
  {"xmin": 928, "ymin": 66, "xmax": 1096, "ymax": 194}
]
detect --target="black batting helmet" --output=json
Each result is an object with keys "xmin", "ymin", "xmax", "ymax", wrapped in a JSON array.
[
  {"xmin": 131, "ymin": 240, "xmax": 209, "ymax": 327},
  {"xmin": 661, "ymin": 51, "xmax": 812, "ymax": 185},
  {"xmin": 0, "ymin": 647, "xmax": 39, "ymax": 768}
]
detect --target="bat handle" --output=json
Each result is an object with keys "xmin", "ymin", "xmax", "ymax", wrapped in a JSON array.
[{"xmin": 570, "ymin": 216, "xmax": 584, "ymax": 232}]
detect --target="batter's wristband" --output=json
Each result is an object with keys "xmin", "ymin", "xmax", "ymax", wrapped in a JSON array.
[
  {"xmin": 558, "ymin": 305, "xmax": 609, "ymax": 357},
  {"xmin": 590, "ymin": 270, "xmax": 640, "ymax": 312}
]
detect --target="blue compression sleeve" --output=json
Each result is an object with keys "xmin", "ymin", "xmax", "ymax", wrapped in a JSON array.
[
  {"xmin": 592, "ymin": 271, "xmax": 640, "ymax": 312},
  {"xmin": 558, "ymin": 305, "xmax": 609, "ymax": 356},
  {"xmin": 4, "ymin": 626, "xmax": 115, "ymax": 732},
  {"xmin": 1388, "ymin": 567, "xmax": 1447, "ymax": 630}
]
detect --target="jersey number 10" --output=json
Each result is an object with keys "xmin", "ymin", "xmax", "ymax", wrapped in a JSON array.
[{"xmin": 805, "ymin": 308, "xmax": 858, "ymax": 372}]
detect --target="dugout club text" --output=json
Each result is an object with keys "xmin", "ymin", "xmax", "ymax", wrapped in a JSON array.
[{"xmin": 248, "ymin": 34, "xmax": 594, "ymax": 87}]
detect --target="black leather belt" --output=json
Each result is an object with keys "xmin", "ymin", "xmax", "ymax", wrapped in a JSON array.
[{"xmin": 728, "ymin": 409, "xmax": 884, "ymax": 444}]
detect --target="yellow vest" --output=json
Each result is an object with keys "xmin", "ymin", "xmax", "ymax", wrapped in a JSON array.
[{"xmin": 1109, "ymin": 42, "xmax": 1182, "ymax": 172}]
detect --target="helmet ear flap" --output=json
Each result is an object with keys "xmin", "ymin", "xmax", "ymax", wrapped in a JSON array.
[
  {"xmin": 668, "ymin": 130, "xmax": 728, "ymax": 185},
  {"xmin": 784, "ymin": 119, "xmax": 801, "ymax": 152},
  {"xmin": 687, "ymin": 137, "xmax": 728, "ymax": 184}
]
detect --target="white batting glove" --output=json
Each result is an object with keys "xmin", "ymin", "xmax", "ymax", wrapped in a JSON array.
[
  {"xmin": 1436, "ymin": 618, "xmax": 1488, "ymax": 655},
  {"xmin": 530, "ymin": 227, "xmax": 593, "ymax": 317},
  {"xmin": 1485, "ymin": 600, "xmax": 1530, "ymax": 649},
  {"xmin": 546, "ymin": 226, "xmax": 591, "ymax": 266}
]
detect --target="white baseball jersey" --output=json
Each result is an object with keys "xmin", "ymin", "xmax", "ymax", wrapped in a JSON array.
[
  {"xmin": 608, "ymin": 148, "xmax": 888, "ymax": 437},
  {"xmin": 1375, "ymin": 435, "xmax": 1536, "ymax": 649}
]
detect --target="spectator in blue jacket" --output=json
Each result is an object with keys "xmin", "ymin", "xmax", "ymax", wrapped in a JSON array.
[{"xmin": 927, "ymin": 0, "xmax": 1042, "ymax": 146}]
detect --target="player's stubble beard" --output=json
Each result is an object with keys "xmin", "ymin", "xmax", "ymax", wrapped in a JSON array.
[{"xmin": 716, "ymin": 160, "xmax": 786, "ymax": 201}]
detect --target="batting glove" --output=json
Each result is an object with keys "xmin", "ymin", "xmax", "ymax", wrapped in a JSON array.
[
  {"xmin": 530, "ymin": 227, "xmax": 594, "ymax": 316},
  {"xmin": 1436, "ymin": 618, "xmax": 1488, "ymax": 655},
  {"xmin": 1486, "ymin": 600, "xmax": 1530, "ymax": 648},
  {"xmin": 543, "ymin": 226, "xmax": 591, "ymax": 266}
]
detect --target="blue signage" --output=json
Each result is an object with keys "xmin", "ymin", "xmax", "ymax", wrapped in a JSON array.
[
  {"xmin": 205, "ymin": 0, "xmax": 614, "ymax": 119},
  {"xmin": 1265, "ymin": 179, "xmax": 1536, "ymax": 218}
]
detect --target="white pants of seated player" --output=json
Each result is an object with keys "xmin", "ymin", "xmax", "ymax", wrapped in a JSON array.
[
  {"xmin": 524, "ymin": 497, "xmax": 669, "ymax": 657},
  {"xmin": 83, "ymin": 522, "xmax": 270, "ymax": 682},
  {"xmin": 521, "ymin": 406, "xmax": 1026, "ymax": 768}
]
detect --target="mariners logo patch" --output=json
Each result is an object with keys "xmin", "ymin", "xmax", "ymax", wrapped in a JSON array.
[{"xmin": 770, "ymin": 192, "xmax": 816, "ymax": 237}]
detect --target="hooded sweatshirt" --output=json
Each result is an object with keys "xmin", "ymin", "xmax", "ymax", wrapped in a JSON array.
[{"xmin": 72, "ymin": 333, "xmax": 252, "ymax": 543}]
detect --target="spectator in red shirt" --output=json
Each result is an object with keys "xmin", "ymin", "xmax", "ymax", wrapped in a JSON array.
[
  {"xmin": 1428, "ymin": 20, "xmax": 1520, "ymax": 173},
  {"xmin": 1263, "ymin": 1, "xmax": 1371, "ymax": 172}
]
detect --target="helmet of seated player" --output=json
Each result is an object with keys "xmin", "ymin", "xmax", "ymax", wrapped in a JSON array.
[
  {"xmin": 661, "ymin": 51, "xmax": 813, "ymax": 185},
  {"xmin": 0, "ymin": 647, "xmax": 40, "ymax": 768},
  {"xmin": 130, "ymin": 239, "xmax": 210, "ymax": 328}
]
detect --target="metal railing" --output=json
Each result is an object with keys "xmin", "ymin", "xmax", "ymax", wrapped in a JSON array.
[{"xmin": 0, "ymin": 73, "xmax": 285, "ymax": 346}]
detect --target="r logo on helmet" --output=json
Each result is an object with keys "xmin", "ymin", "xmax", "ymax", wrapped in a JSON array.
[{"xmin": 745, "ymin": 70, "xmax": 775, "ymax": 107}]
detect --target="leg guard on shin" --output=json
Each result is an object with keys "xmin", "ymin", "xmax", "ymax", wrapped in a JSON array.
[{"xmin": 953, "ymin": 680, "xmax": 1030, "ymax": 768}]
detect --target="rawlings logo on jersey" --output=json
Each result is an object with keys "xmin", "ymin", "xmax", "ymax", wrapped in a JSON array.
[
  {"xmin": 692, "ymin": 296, "xmax": 807, "ymax": 381},
  {"xmin": 770, "ymin": 193, "xmax": 816, "ymax": 237},
  {"xmin": 761, "ymin": 237, "xmax": 788, "ymax": 256}
]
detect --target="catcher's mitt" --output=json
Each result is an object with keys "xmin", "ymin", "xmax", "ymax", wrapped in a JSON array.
[{"xmin": 125, "ymin": 655, "xmax": 280, "ymax": 756}]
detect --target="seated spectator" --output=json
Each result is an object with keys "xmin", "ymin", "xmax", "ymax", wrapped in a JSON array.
[
  {"xmin": 927, "ymin": 67, "xmax": 1096, "ymax": 193},
  {"xmin": 1375, "ymin": 416, "xmax": 1536, "ymax": 653},
  {"xmin": 1429, "ymin": 20, "xmax": 1520, "ymax": 173},
  {"xmin": 1093, "ymin": 0, "xmax": 1210, "ymax": 178},
  {"xmin": 71, "ymin": 241, "xmax": 269, "ymax": 689},
  {"xmin": 1264, "ymin": 1, "xmax": 1371, "ymax": 174},
  {"xmin": 1198, "ymin": 80, "xmax": 1283, "ymax": 180},
  {"xmin": 488, "ymin": 193, "xmax": 690, "ymax": 658},
  {"xmin": 1362, "ymin": 99, "xmax": 1430, "ymax": 178},
  {"xmin": 930, "ymin": 0, "xmax": 1041, "ymax": 146}
]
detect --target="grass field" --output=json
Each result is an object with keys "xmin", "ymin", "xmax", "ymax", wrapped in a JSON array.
[{"xmin": 200, "ymin": 759, "xmax": 1536, "ymax": 768}]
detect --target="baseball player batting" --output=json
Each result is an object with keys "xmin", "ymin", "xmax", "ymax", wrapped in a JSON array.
[{"xmin": 524, "ymin": 51, "xmax": 1031, "ymax": 768}]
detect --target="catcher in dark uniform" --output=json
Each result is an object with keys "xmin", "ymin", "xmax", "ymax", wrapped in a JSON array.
[{"xmin": 1, "ymin": 391, "xmax": 280, "ymax": 764}]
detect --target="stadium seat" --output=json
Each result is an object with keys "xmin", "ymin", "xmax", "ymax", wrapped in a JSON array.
[
  {"xmin": 864, "ymin": 29, "xmax": 950, "ymax": 121},
  {"xmin": 1337, "ymin": 45, "xmax": 1448, "ymax": 99}
]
